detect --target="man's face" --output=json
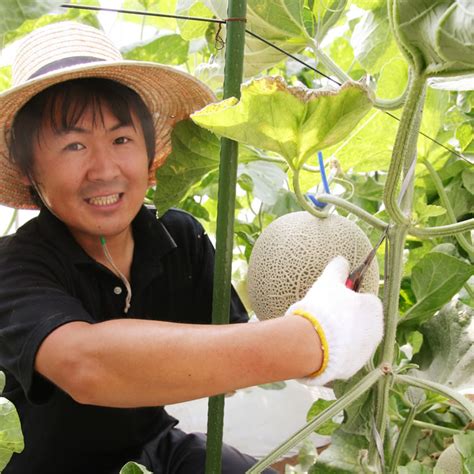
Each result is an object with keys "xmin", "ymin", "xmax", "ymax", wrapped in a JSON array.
[{"xmin": 31, "ymin": 102, "xmax": 150, "ymax": 247}]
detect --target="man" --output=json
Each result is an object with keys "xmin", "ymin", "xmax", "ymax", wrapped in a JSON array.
[{"xmin": 0, "ymin": 22, "xmax": 383, "ymax": 473}]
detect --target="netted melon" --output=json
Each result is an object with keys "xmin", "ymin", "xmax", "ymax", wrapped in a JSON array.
[{"xmin": 247, "ymin": 211, "xmax": 380, "ymax": 320}]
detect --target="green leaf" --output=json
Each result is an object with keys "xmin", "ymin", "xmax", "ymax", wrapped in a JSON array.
[
  {"xmin": 119, "ymin": 461, "xmax": 153, "ymax": 474},
  {"xmin": 310, "ymin": 429, "xmax": 368, "ymax": 473},
  {"xmin": 310, "ymin": 0, "xmax": 348, "ymax": 43},
  {"xmin": 306, "ymin": 399, "xmax": 341, "ymax": 436},
  {"xmin": 247, "ymin": 0, "xmax": 309, "ymax": 40},
  {"xmin": 323, "ymin": 108, "xmax": 398, "ymax": 172},
  {"xmin": 351, "ymin": 7, "xmax": 399, "ymax": 74},
  {"xmin": 176, "ymin": 0, "xmax": 214, "ymax": 40},
  {"xmin": 456, "ymin": 122, "xmax": 474, "ymax": 153},
  {"xmin": 122, "ymin": 0, "xmax": 178, "ymax": 31},
  {"xmin": 352, "ymin": 0, "xmax": 385, "ymax": 8},
  {"xmin": 0, "ymin": 0, "xmax": 64, "ymax": 39},
  {"xmin": 454, "ymin": 431, "xmax": 474, "ymax": 472},
  {"xmin": 0, "ymin": 398, "xmax": 24, "ymax": 471},
  {"xmin": 122, "ymin": 34, "xmax": 189, "ymax": 65},
  {"xmin": 412, "ymin": 300, "xmax": 474, "ymax": 390},
  {"xmin": 391, "ymin": 0, "xmax": 474, "ymax": 75},
  {"xmin": 397, "ymin": 461, "xmax": 433, "ymax": 474},
  {"xmin": 1, "ymin": 2, "xmax": 100, "ymax": 47},
  {"xmin": 333, "ymin": 369, "xmax": 375, "ymax": 438},
  {"xmin": 0, "ymin": 372, "xmax": 4, "ymax": 394},
  {"xmin": 436, "ymin": 1, "xmax": 474, "ymax": 66},
  {"xmin": 192, "ymin": 77, "xmax": 373, "ymax": 168},
  {"xmin": 401, "ymin": 252, "xmax": 474, "ymax": 327},
  {"xmin": 153, "ymin": 120, "xmax": 220, "ymax": 216},
  {"xmin": 204, "ymin": 0, "xmax": 309, "ymax": 77},
  {"xmin": 376, "ymin": 55, "xmax": 409, "ymax": 100},
  {"xmin": 413, "ymin": 194, "xmax": 446, "ymax": 224},
  {"xmin": 237, "ymin": 161, "xmax": 287, "ymax": 205},
  {"xmin": 153, "ymin": 120, "xmax": 259, "ymax": 216},
  {"xmin": 462, "ymin": 168, "xmax": 474, "ymax": 194}
]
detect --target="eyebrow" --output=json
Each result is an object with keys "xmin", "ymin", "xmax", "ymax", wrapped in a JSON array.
[{"xmin": 58, "ymin": 121, "xmax": 134, "ymax": 135}]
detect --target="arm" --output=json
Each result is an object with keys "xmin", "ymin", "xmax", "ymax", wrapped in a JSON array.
[{"xmin": 35, "ymin": 315, "xmax": 322, "ymax": 408}]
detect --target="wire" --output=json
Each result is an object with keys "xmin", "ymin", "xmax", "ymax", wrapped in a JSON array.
[
  {"xmin": 60, "ymin": 3, "xmax": 469, "ymax": 163},
  {"xmin": 100, "ymin": 236, "xmax": 132, "ymax": 314}
]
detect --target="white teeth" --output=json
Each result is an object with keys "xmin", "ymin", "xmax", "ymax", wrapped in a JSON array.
[{"xmin": 88, "ymin": 194, "xmax": 120, "ymax": 206}]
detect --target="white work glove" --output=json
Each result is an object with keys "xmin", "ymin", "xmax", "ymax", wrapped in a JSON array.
[{"xmin": 285, "ymin": 256, "xmax": 383, "ymax": 386}]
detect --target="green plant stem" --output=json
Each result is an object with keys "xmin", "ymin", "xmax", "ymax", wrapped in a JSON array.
[
  {"xmin": 2, "ymin": 209, "xmax": 17, "ymax": 236},
  {"xmin": 370, "ymin": 72, "xmax": 428, "ymax": 468},
  {"xmin": 383, "ymin": 73, "xmax": 426, "ymax": 225},
  {"xmin": 389, "ymin": 405, "xmax": 417, "ymax": 473},
  {"xmin": 205, "ymin": 2, "xmax": 247, "ymax": 473},
  {"xmin": 292, "ymin": 167, "xmax": 329, "ymax": 218},
  {"xmin": 423, "ymin": 160, "xmax": 474, "ymax": 258},
  {"xmin": 409, "ymin": 219, "xmax": 474, "ymax": 238},
  {"xmin": 246, "ymin": 368, "xmax": 385, "ymax": 473},
  {"xmin": 315, "ymin": 194, "xmax": 388, "ymax": 230},
  {"xmin": 411, "ymin": 420, "xmax": 464, "ymax": 436},
  {"xmin": 394, "ymin": 374, "xmax": 474, "ymax": 420}
]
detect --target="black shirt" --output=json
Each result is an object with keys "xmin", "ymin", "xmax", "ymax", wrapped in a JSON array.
[{"xmin": 0, "ymin": 206, "xmax": 248, "ymax": 474}]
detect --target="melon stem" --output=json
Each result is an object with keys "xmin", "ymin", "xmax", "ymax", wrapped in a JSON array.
[{"xmin": 370, "ymin": 71, "xmax": 427, "ymax": 468}]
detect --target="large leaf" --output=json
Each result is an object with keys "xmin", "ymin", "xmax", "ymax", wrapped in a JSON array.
[
  {"xmin": 333, "ymin": 370, "xmax": 375, "ymax": 439},
  {"xmin": 153, "ymin": 120, "xmax": 260, "ymax": 216},
  {"xmin": 122, "ymin": 0, "xmax": 178, "ymax": 31},
  {"xmin": 398, "ymin": 461, "xmax": 434, "ymax": 474},
  {"xmin": 0, "ymin": 0, "xmax": 63, "ymax": 39},
  {"xmin": 0, "ymin": 398, "xmax": 24, "ymax": 472},
  {"xmin": 191, "ymin": 77, "xmax": 373, "ymax": 169},
  {"xmin": 310, "ymin": 429, "xmax": 368, "ymax": 473},
  {"xmin": 2, "ymin": 1, "xmax": 100, "ymax": 47},
  {"xmin": 176, "ymin": 0, "xmax": 213, "ymax": 40},
  {"xmin": 122, "ymin": 34, "xmax": 189, "ymax": 65},
  {"xmin": 454, "ymin": 431, "xmax": 474, "ymax": 472},
  {"xmin": 204, "ymin": 0, "xmax": 309, "ymax": 77},
  {"xmin": 391, "ymin": 0, "xmax": 474, "ymax": 75},
  {"xmin": 237, "ymin": 161, "xmax": 287, "ymax": 205},
  {"xmin": 412, "ymin": 300, "xmax": 474, "ymax": 390},
  {"xmin": 351, "ymin": 6, "xmax": 399, "ymax": 75},
  {"xmin": 400, "ymin": 252, "xmax": 474, "ymax": 328}
]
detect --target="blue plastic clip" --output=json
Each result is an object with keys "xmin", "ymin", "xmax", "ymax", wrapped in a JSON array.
[{"xmin": 306, "ymin": 151, "xmax": 330, "ymax": 208}]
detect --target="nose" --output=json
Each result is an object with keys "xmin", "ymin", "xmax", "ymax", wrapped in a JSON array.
[{"xmin": 86, "ymin": 143, "xmax": 120, "ymax": 182}]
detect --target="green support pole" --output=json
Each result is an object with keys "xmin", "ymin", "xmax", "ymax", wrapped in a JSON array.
[{"xmin": 205, "ymin": 1, "xmax": 247, "ymax": 473}]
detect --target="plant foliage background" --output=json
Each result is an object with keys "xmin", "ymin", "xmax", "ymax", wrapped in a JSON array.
[{"xmin": 0, "ymin": 0, "xmax": 473, "ymax": 472}]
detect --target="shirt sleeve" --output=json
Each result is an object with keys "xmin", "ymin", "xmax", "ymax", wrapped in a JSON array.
[{"xmin": 0, "ymin": 240, "xmax": 94, "ymax": 404}]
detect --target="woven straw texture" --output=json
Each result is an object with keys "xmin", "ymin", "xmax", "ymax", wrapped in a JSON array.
[{"xmin": 0, "ymin": 22, "xmax": 215, "ymax": 209}]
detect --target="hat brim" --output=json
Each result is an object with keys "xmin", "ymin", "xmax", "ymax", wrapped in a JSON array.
[{"xmin": 0, "ymin": 60, "xmax": 216, "ymax": 209}]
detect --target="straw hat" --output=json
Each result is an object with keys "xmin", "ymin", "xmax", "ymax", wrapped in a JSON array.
[{"xmin": 0, "ymin": 21, "xmax": 216, "ymax": 209}]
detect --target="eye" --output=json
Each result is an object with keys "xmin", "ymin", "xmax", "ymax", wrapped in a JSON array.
[
  {"xmin": 114, "ymin": 136, "xmax": 130, "ymax": 145},
  {"xmin": 64, "ymin": 142, "xmax": 85, "ymax": 152}
]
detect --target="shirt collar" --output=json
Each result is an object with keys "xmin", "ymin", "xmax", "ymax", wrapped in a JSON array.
[{"xmin": 37, "ymin": 205, "xmax": 177, "ymax": 267}]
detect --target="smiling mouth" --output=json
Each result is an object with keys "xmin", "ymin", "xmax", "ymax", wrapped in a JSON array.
[{"xmin": 86, "ymin": 193, "xmax": 123, "ymax": 206}]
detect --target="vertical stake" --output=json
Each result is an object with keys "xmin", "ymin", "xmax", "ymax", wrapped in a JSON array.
[{"xmin": 205, "ymin": 1, "xmax": 247, "ymax": 473}]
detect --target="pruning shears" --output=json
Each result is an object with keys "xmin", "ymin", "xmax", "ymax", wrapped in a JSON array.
[
  {"xmin": 344, "ymin": 159, "xmax": 416, "ymax": 292},
  {"xmin": 345, "ymin": 229, "xmax": 388, "ymax": 291}
]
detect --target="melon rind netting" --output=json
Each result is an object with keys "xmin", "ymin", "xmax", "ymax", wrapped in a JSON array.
[{"xmin": 247, "ymin": 211, "xmax": 380, "ymax": 320}]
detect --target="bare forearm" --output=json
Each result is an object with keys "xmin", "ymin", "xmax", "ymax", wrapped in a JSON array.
[{"xmin": 67, "ymin": 316, "xmax": 322, "ymax": 407}]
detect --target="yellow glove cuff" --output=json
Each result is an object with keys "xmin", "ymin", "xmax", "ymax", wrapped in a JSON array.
[{"xmin": 292, "ymin": 309, "xmax": 329, "ymax": 378}]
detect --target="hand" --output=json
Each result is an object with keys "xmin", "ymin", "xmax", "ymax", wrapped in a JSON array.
[{"xmin": 285, "ymin": 256, "xmax": 383, "ymax": 386}]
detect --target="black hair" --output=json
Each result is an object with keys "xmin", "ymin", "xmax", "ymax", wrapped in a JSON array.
[{"xmin": 8, "ymin": 78, "xmax": 156, "ymax": 207}]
